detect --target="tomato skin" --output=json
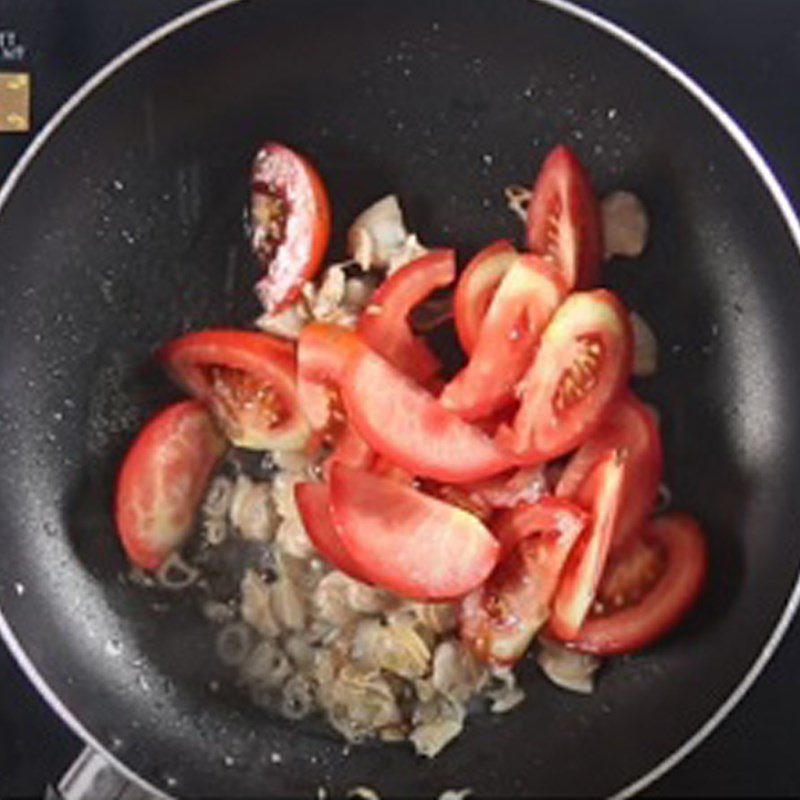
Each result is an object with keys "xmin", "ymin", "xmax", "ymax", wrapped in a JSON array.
[
  {"xmin": 493, "ymin": 496, "xmax": 588, "ymax": 557},
  {"xmin": 442, "ymin": 254, "xmax": 567, "ymax": 421},
  {"xmin": 329, "ymin": 464, "xmax": 500, "ymax": 600},
  {"xmin": 294, "ymin": 481, "xmax": 367, "ymax": 580},
  {"xmin": 115, "ymin": 401, "xmax": 227, "ymax": 571},
  {"xmin": 465, "ymin": 466, "xmax": 548, "ymax": 514},
  {"xmin": 322, "ymin": 423, "xmax": 375, "ymax": 481},
  {"xmin": 460, "ymin": 511, "xmax": 584, "ymax": 665},
  {"xmin": 342, "ymin": 347, "xmax": 515, "ymax": 483},
  {"xmin": 560, "ymin": 514, "xmax": 707, "ymax": 655},
  {"xmin": 159, "ymin": 329, "xmax": 309, "ymax": 451},
  {"xmin": 297, "ymin": 323, "xmax": 367, "ymax": 432},
  {"xmin": 372, "ymin": 456, "xmax": 416, "ymax": 485},
  {"xmin": 357, "ymin": 249, "xmax": 455, "ymax": 384},
  {"xmin": 550, "ymin": 450, "xmax": 627, "ymax": 639},
  {"xmin": 497, "ymin": 290, "xmax": 632, "ymax": 462},
  {"xmin": 251, "ymin": 142, "xmax": 331, "ymax": 313},
  {"xmin": 526, "ymin": 144, "xmax": 602, "ymax": 290},
  {"xmin": 557, "ymin": 395, "xmax": 662, "ymax": 552},
  {"xmin": 454, "ymin": 240, "xmax": 517, "ymax": 354}
]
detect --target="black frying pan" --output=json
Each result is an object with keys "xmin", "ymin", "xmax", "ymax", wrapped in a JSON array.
[{"xmin": 2, "ymin": 0, "xmax": 800, "ymax": 797}]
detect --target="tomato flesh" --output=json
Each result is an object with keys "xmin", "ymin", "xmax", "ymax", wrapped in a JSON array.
[
  {"xmin": 342, "ymin": 347, "xmax": 514, "ymax": 483},
  {"xmin": 498, "ymin": 290, "xmax": 632, "ymax": 462},
  {"xmin": 465, "ymin": 465, "xmax": 548, "ymax": 512},
  {"xmin": 294, "ymin": 481, "xmax": 367, "ymax": 580},
  {"xmin": 329, "ymin": 464, "xmax": 499, "ymax": 600},
  {"xmin": 562, "ymin": 513, "xmax": 707, "ymax": 655},
  {"xmin": 115, "ymin": 401, "xmax": 227, "ymax": 571},
  {"xmin": 442, "ymin": 254, "xmax": 567, "ymax": 421},
  {"xmin": 461, "ymin": 510, "xmax": 584, "ymax": 664},
  {"xmin": 557, "ymin": 394, "xmax": 662, "ymax": 552},
  {"xmin": 297, "ymin": 323, "xmax": 367, "ymax": 432},
  {"xmin": 251, "ymin": 142, "xmax": 331, "ymax": 313},
  {"xmin": 357, "ymin": 249, "xmax": 455, "ymax": 384},
  {"xmin": 454, "ymin": 240, "xmax": 517, "ymax": 354},
  {"xmin": 322, "ymin": 423, "xmax": 375, "ymax": 481},
  {"xmin": 550, "ymin": 450, "xmax": 627, "ymax": 639},
  {"xmin": 493, "ymin": 496, "xmax": 588, "ymax": 557},
  {"xmin": 160, "ymin": 329, "xmax": 309, "ymax": 451},
  {"xmin": 526, "ymin": 144, "xmax": 602, "ymax": 290}
]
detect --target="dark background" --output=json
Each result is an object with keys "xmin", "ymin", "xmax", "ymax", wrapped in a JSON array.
[{"xmin": 0, "ymin": 1, "xmax": 798, "ymax": 797}]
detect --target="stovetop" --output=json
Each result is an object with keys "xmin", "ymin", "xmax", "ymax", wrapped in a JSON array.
[{"xmin": 1, "ymin": 1, "xmax": 800, "ymax": 797}]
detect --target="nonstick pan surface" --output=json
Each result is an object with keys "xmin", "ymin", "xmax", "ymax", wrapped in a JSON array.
[{"xmin": 2, "ymin": 0, "xmax": 800, "ymax": 797}]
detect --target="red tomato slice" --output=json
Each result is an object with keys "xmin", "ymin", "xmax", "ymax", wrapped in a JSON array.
[
  {"xmin": 357, "ymin": 250, "xmax": 455, "ymax": 384},
  {"xmin": 160, "ymin": 329, "xmax": 309, "ymax": 452},
  {"xmin": 294, "ymin": 481, "xmax": 367, "ymax": 580},
  {"xmin": 421, "ymin": 483, "xmax": 494, "ymax": 522},
  {"xmin": 497, "ymin": 290, "xmax": 632, "ymax": 462},
  {"xmin": 526, "ymin": 144, "xmax": 602, "ymax": 290},
  {"xmin": 460, "ymin": 509, "xmax": 584, "ymax": 664},
  {"xmin": 493, "ymin": 496, "xmax": 589, "ymax": 557},
  {"xmin": 115, "ymin": 401, "xmax": 227, "ymax": 571},
  {"xmin": 322, "ymin": 423, "xmax": 375, "ymax": 481},
  {"xmin": 342, "ymin": 347, "xmax": 514, "ymax": 483},
  {"xmin": 550, "ymin": 450, "xmax": 626, "ymax": 639},
  {"xmin": 466, "ymin": 466, "xmax": 548, "ymax": 511},
  {"xmin": 442, "ymin": 254, "xmax": 566, "ymax": 420},
  {"xmin": 454, "ymin": 240, "xmax": 517, "ymax": 354},
  {"xmin": 297, "ymin": 323, "xmax": 367, "ymax": 432},
  {"xmin": 329, "ymin": 463, "xmax": 499, "ymax": 600},
  {"xmin": 251, "ymin": 142, "xmax": 331, "ymax": 313},
  {"xmin": 562, "ymin": 513, "xmax": 707, "ymax": 655},
  {"xmin": 557, "ymin": 395, "xmax": 662, "ymax": 552},
  {"xmin": 372, "ymin": 456, "xmax": 416, "ymax": 485}
]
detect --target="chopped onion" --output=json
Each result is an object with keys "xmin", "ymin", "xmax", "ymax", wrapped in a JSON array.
[
  {"xmin": 630, "ymin": 311, "xmax": 658, "ymax": 377},
  {"xmin": 536, "ymin": 639, "xmax": 600, "ymax": 695},
  {"xmin": 215, "ymin": 622, "xmax": 254, "ymax": 667},
  {"xmin": 504, "ymin": 184, "xmax": 531, "ymax": 222},
  {"xmin": 439, "ymin": 791, "xmax": 472, "ymax": 800},
  {"xmin": 385, "ymin": 233, "xmax": 428, "ymax": 276},
  {"xmin": 601, "ymin": 190, "xmax": 649, "ymax": 260},
  {"xmin": 347, "ymin": 787, "xmax": 381, "ymax": 800},
  {"xmin": 348, "ymin": 195, "xmax": 409, "ymax": 270},
  {"xmin": 255, "ymin": 300, "xmax": 309, "ymax": 339},
  {"xmin": 155, "ymin": 553, "xmax": 200, "ymax": 591},
  {"xmin": 347, "ymin": 195, "xmax": 427, "ymax": 274}
]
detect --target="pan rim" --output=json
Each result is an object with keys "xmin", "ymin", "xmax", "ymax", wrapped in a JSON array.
[{"xmin": 0, "ymin": 0, "xmax": 799, "ymax": 798}]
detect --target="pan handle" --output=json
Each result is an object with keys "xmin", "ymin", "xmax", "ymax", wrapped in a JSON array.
[{"xmin": 47, "ymin": 746, "xmax": 157, "ymax": 800}]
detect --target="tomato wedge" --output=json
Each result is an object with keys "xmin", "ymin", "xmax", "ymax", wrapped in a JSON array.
[
  {"xmin": 297, "ymin": 323, "xmax": 367, "ymax": 432},
  {"xmin": 329, "ymin": 464, "xmax": 499, "ymax": 600},
  {"xmin": 550, "ymin": 450, "xmax": 626, "ymax": 639},
  {"xmin": 342, "ymin": 346, "xmax": 514, "ymax": 483},
  {"xmin": 322, "ymin": 423, "xmax": 375, "ymax": 481},
  {"xmin": 160, "ymin": 329, "xmax": 309, "ymax": 451},
  {"xmin": 557, "ymin": 395, "xmax": 662, "ymax": 552},
  {"xmin": 115, "ymin": 401, "xmax": 227, "ymax": 571},
  {"xmin": 372, "ymin": 456, "xmax": 416, "ymax": 485},
  {"xmin": 498, "ymin": 290, "xmax": 632, "ymax": 462},
  {"xmin": 460, "ymin": 506, "xmax": 584, "ymax": 664},
  {"xmin": 526, "ymin": 144, "xmax": 602, "ymax": 290},
  {"xmin": 454, "ymin": 240, "xmax": 517, "ymax": 354},
  {"xmin": 251, "ymin": 142, "xmax": 331, "ymax": 313},
  {"xmin": 493, "ymin": 496, "xmax": 588, "ymax": 557},
  {"xmin": 466, "ymin": 466, "xmax": 548, "ymax": 511},
  {"xmin": 294, "ymin": 481, "xmax": 367, "ymax": 580},
  {"xmin": 357, "ymin": 249, "xmax": 455, "ymax": 384},
  {"xmin": 442, "ymin": 254, "xmax": 566, "ymax": 420},
  {"xmin": 561, "ymin": 514, "xmax": 707, "ymax": 655}
]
